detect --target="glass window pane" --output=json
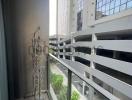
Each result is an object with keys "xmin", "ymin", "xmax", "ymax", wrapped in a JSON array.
[
  {"xmin": 77, "ymin": 11, "xmax": 83, "ymax": 31},
  {"xmin": 127, "ymin": 1, "xmax": 132, "ymax": 8},
  {"xmin": 99, "ymin": 2, "xmax": 102, "ymax": 7},
  {"xmin": 105, "ymin": 4, "xmax": 109, "ymax": 11},
  {"xmin": 120, "ymin": 4, "xmax": 126, "ymax": 10},
  {"xmin": 98, "ymin": 7, "xmax": 102, "ymax": 11},
  {"xmin": 106, "ymin": 10, "xmax": 109, "ymax": 15},
  {"xmin": 121, "ymin": 0, "xmax": 127, "ymax": 4},
  {"xmin": 97, "ymin": 3, "xmax": 99, "ymax": 8},
  {"xmin": 103, "ymin": 0, "xmax": 106, "ymax": 5},
  {"xmin": 107, "ymin": 0, "xmax": 111, "ymax": 3},
  {"xmin": 114, "ymin": 6, "xmax": 120, "ymax": 13},
  {"xmin": 77, "ymin": 0, "xmax": 83, "ymax": 31},
  {"xmin": 110, "ymin": 1, "xmax": 115, "ymax": 9},
  {"xmin": 115, "ymin": 0, "xmax": 120, "ymax": 6},
  {"xmin": 102, "ymin": 6, "xmax": 106, "ymax": 12},
  {"xmin": 110, "ymin": 9, "xmax": 114, "ymax": 15}
]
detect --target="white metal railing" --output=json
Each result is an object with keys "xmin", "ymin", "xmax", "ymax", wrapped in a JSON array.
[{"xmin": 49, "ymin": 53, "xmax": 120, "ymax": 100}]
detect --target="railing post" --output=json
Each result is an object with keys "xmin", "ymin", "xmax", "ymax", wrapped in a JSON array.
[{"xmin": 67, "ymin": 69, "xmax": 72, "ymax": 100}]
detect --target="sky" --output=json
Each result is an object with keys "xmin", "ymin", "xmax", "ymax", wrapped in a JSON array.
[{"xmin": 49, "ymin": 0, "xmax": 57, "ymax": 36}]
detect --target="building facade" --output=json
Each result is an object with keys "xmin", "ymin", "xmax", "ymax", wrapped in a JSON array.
[
  {"xmin": 49, "ymin": 35, "xmax": 64, "ymax": 56},
  {"xmin": 56, "ymin": 0, "xmax": 132, "ymax": 100}
]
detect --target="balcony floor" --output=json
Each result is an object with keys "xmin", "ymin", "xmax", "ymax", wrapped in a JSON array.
[{"xmin": 17, "ymin": 93, "xmax": 49, "ymax": 100}]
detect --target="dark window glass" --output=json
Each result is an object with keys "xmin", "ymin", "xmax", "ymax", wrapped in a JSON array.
[
  {"xmin": 77, "ymin": 11, "xmax": 83, "ymax": 31},
  {"xmin": 77, "ymin": 0, "xmax": 83, "ymax": 31}
]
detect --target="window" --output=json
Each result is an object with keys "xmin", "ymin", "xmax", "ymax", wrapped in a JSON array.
[
  {"xmin": 96, "ymin": 0, "xmax": 132, "ymax": 19},
  {"xmin": 77, "ymin": 11, "xmax": 83, "ymax": 31},
  {"xmin": 77, "ymin": 0, "xmax": 83, "ymax": 31}
]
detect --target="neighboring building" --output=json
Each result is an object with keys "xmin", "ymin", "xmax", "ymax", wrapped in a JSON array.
[
  {"xmin": 56, "ymin": 0, "xmax": 132, "ymax": 100},
  {"xmin": 57, "ymin": 0, "xmax": 70, "ymax": 36},
  {"xmin": 49, "ymin": 35, "xmax": 64, "ymax": 56},
  {"xmin": 49, "ymin": 35, "xmax": 58, "ymax": 56}
]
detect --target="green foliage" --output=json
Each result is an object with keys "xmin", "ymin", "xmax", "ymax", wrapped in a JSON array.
[
  {"xmin": 71, "ymin": 91, "xmax": 80, "ymax": 100},
  {"xmin": 51, "ymin": 73, "xmax": 63, "ymax": 94},
  {"xmin": 57, "ymin": 86, "xmax": 67, "ymax": 100},
  {"xmin": 51, "ymin": 73, "xmax": 80, "ymax": 100},
  {"xmin": 57, "ymin": 85, "xmax": 80, "ymax": 100},
  {"xmin": 49, "ymin": 48, "xmax": 53, "ymax": 53}
]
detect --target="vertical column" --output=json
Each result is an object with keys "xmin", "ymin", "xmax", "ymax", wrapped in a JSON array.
[
  {"xmin": 69, "ymin": 0, "xmax": 73, "ymax": 33},
  {"xmin": 82, "ymin": 0, "xmax": 89, "ymax": 30},
  {"xmin": 82, "ymin": 72, "xmax": 86, "ymax": 95},
  {"xmin": 63, "ymin": 42, "xmax": 66, "ymax": 59},
  {"xmin": 110, "ymin": 37, "xmax": 119, "ymax": 94},
  {"xmin": 56, "ymin": 0, "xmax": 60, "ymax": 58},
  {"xmin": 73, "ymin": 0, "xmax": 78, "ymax": 32},
  {"xmin": 87, "ymin": 0, "xmax": 96, "ymax": 26},
  {"xmin": 89, "ymin": 33, "xmax": 97, "ymax": 100},
  {"xmin": 67, "ymin": 0, "xmax": 70, "ymax": 34},
  {"xmin": 71, "ymin": 34, "xmax": 75, "ymax": 61},
  {"xmin": 69, "ymin": 0, "xmax": 78, "ymax": 33},
  {"xmin": 88, "ymin": 2, "xmax": 97, "ymax": 99},
  {"xmin": 67, "ymin": 69, "xmax": 72, "ymax": 100},
  {"xmin": 80, "ymin": 0, "xmax": 91, "ymax": 92},
  {"xmin": 57, "ymin": 37, "xmax": 60, "ymax": 58}
]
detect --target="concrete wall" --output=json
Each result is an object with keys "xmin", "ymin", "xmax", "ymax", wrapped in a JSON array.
[
  {"xmin": 2, "ymin": 0, "xmax": 49, "ymax": 99},
  {"xmin": 57, "ymin": 0, "xmax": 70, "ymax": 36}
]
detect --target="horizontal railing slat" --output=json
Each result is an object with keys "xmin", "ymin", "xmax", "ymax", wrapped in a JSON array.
[
  {"xmin": 72, "ymin": 42, "xmax": 92, "ymax": 48},
  {"xmin": 73, "ymin": 52, "xmax": 92, "ymax": 61},
  {"xmin": 91, "ymin": 68, "xmax": 132, "ymax": 99},
  {"xmin": 93, "ymin": 55, "xmax": 132, "ymax": 76},
  {"xmin": 94, "ymin": 40, "xmax": 132, "ymax": 53}
]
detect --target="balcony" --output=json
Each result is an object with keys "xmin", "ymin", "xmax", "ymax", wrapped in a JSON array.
[{"xmin": 45, "ymin": 53, "xmax": 120, "ymax": 100}]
